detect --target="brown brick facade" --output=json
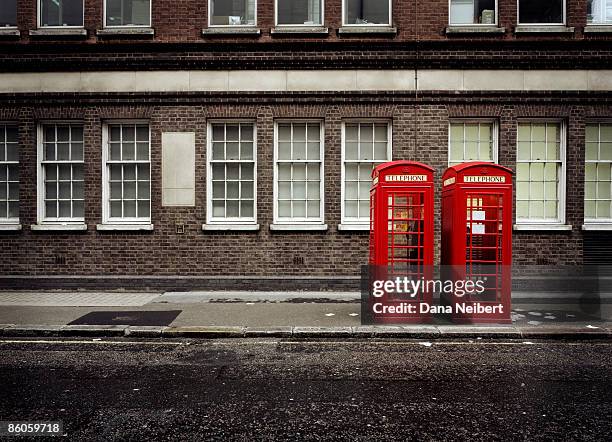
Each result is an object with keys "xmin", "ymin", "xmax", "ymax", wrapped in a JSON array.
[
  {"xmin": 9, "ymin": 0, "xmax": 599, "ymax": 43},
  {"xmin": 1, "ymin": 96, "xmax": 610, "ymax": 281},
  {"xmin": 1, "ymin": 1, "xmax": 611, "ymax": 290}
]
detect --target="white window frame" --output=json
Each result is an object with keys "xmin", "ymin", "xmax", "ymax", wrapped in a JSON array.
[
  {"xmin": 36, "ymin": 122, "xmax": 85, "ymax": 225},
  {"xmin": 206, "ymin": 120, "xmax": 258, "ymax": 227},
  {"xmin": 0, "ymin": 0, "xmax": 18, "ymax": 28},
  {"xmin": 584, "ymin": 121, "xmax": 612, "ymax": 226},
  {"xmin": 515, "ymin": 120, "xmax": 567, "ymax": 227},
  {"xmin": 0, "ymin": 123, "xmax": 19, "ymax": 225},
  {"xmin": 37, "ymin": 0, "xmax": 85, "ymax": 29},
  {"xmin": 448, "ymin": 119, "xmax": 499, "ymax": 166},
  {"xmin": 448, "ymin": 0, "xmax": 498, "ymax": 26},
  {"xmin": 340, "ymin": 120, "xmax": 392, "ymax": 227},
  {"xmin": 342, "ymin": 0, "xmax": 392, "ymax": 27},
  {"xmin": 517, "ymin": 0, "xmax": 566, "ymax": 26},
  {"xmin": 588, "ymin": 0, "xmax": 612, "ymax": 24},
  {"xmin": 273, "ymin": 120, "xmax": 325, "ymax": 227},
  {"xmin": 103, "ymin": 0, "xmax": 152, "ymax": 28},
  {"xmin": 274, "ymin": 0, "xmax": 324, "ymax": 27},
  {"xmin": 101, "ymin": 121, "xmax": 152, "ymax": 226},
  {"xmin": 208, "ymin": 0, "xmax": 258, "ymax": 27}
]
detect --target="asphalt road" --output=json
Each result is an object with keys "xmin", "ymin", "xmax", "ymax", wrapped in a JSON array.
[{"xmin": 0, "ymin": 338, "xmax": 611, "ymax": 441}]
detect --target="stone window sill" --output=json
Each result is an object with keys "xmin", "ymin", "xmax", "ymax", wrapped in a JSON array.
[
  {"xmin": 584, "ymin": 25, "xmax": 612, "ymax": 33},
  {"xmin": 513, "ymin": 224, "xmax": 573, "ymax": 231},
  {"xmin": 338, "ymin": 26, "xmax": 397, "ymax": 35},
  {"xmin": 270, "ymin": 223, "xmax": 328, "ymax": 232},
  {"xmin": 582, "ymin": 223, "xmax": 612, "ymax": 231},
  {"xmin": 0, "ymin": 28, "xmax": 20, "ymax": 37},
  {"xmin": 445, "ymin": 26, "xmax": 505, "ymax": 34},
  {"xmin": 202, "ymin": 224, "xmax": 260, "ymax": 231},
  {"xmin": 514, "ymin": 25, "xmax": 574, "ymax": 34},
  {"xmin": 271, "ymin": 26, "xmax": 329, "ymax": 35},
  {"xmin": 202, "ymin": 27, "xmax": 261, "ymax": 36},
  {"xmin": 0, "ymin": 224, "xmax": 22, "ymax": 231},
  {"xmin": 96, "ymin": 224, "xmax": 154, "ymax": 231},
  {"xmin": 96, "ymin": 27, "xmax": 154, "ymax": 37},
  {"xmin": 31, "ymin": 224, "xmax": 87, "ymax": 231},
  {"xmin": 29, "ymin": 28, "xmax": 88, "ymax": 37},
  {"xmin": 337, "ymin": 223, "xmax": 370, "ymax": 232}
]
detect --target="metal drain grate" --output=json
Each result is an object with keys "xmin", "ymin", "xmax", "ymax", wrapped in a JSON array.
[{"xmin": 68, "ymin": 310, "xmax": 182, "ymax": 326}]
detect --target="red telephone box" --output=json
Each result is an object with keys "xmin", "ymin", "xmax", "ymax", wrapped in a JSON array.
[
  {"xmin": 441, "ymin": 162, "xmax": 513, "ymax": 324},
  {"xmin": 368, "ymin": 161, "xmax": 435, "ymax": 323}
]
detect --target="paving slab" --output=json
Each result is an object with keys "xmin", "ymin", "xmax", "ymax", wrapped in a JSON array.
[
  {"xmin": 0, "ymin": 292, "xmax": 160, "ymax": 306},
  {"xmin": 60, "ymin": 325, "xmax": 128, "ymax": 337},
  {"xmin": 244, "ymin": 326, "xmax": 293, "ymax": 337},
  {"xmin": 124, "ymin": 326, "xmax": 168, "ymax": 337},
  {"xmin": 437, "ymin": 325, "xmax": 521, "ymax": 338},
  {"xmin": 162, "ymin": 326, "xmax": 245, "ymax": 338},
  {"xmin": 5, "ymin": 325, "xmax": 63, "ymax": 337},
  {"xmin": 292, "ymin": 326, "xmax": 353, "ymax": 337}
]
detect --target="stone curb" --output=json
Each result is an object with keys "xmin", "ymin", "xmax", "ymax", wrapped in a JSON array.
[{"xmin": 0, "ymin": 323, "xmax": 610, "ymax": 339}]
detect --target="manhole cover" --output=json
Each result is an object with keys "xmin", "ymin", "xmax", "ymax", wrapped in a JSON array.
[{"xmin": 68, "ymin": 310, "xmax": 182, "ymax": 326}]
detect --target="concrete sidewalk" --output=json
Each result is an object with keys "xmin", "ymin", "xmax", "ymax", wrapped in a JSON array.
[{"xmin": 0, "ymin": 291, "xmax": 610, "ymax": 340}]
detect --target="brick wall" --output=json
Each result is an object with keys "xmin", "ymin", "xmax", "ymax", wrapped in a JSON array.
[
  {"xmin": 8, "ymin": 0, "xmax": 597, "ymax": 44},
  {"xmin": 1, "ymin": 95, "xmax": 609, "ymax": 280}
]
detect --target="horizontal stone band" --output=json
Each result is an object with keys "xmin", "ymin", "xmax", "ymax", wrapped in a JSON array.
[{"xmin": 0, "ymin": 70, "xmax": 610, "ymax": 94}]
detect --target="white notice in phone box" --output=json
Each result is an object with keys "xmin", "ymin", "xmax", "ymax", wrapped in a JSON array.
[
  {"xmin": 471, "ymin": 211, "xmax": 486, "ymax": 221},
  {"xmin": 472, "ymin": 224, "xmax": 486, "ymax": 235}
]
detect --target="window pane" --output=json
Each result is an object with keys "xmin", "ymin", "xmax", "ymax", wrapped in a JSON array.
[
  {"xmin": 519, "ymin": 0, "xmax": 564, "ymax": 24},
  {"xmin": 73, "ymin": 200, "xmax": 84, "ymax": 218},
  {"xmin": 136, "ymin": 142, "xmax": 149, "ymax": 160},
  {"xmin": 227, "ymin": 200, "xmax": 239, "ymax": 217},
  {"xmin": 241, "ymin": 181, "xmax": 254, "ymax": 199},
  {"xmin": 586, "ymin": 142, "xmax": 599, "ymax": 161},
  {"xmin": 122, "ymin": 142, "xmax": 135, "ymax": 160},
  {"xmin": 240, "ymin": 142, "xmax": 253, "ymax": 160},
  {"xmin": 122, "ymin": 200, "xmax": 136, "ymax": 217},
  {"xmin": 307, "ymin": 182, "xmax": 320, "ymax": 200},
  {"xmin": 227, "ymin": 181, "xmax": 239, "ymax": 199},
  {"xmin": 71, "ymin": 143, "xmax": 84, "ymax": 161},
  {"xmin": 293, "ymin": 182, "xmax": 306, "ymax": 199},
  {"xmin": 345, "ymin": 142, "xmax": 358, "ymax": 160},
  {"xmin": 226, "ymin": 142, "xmax": 239, "ymax": 160},
  {"xmin": 211, "ymin": 0, "xmax": 256, "ymax": 25},
  {"xmin": 137, "ymin": 200, "xmax": 150, "ymax": 218},
  {"xmin": 241, "ymin": 164, "xmax": 254, "ymax": 180},
  {"xmin": 307, "ymin": 163, "xmax": 320, "ymax": 180},
  {"xmin": 5, "ymin": 142, "xmax": 17, "ymax": 162},
  {"xmin": 124, "ymin": 164, "xmax": 136, "ymax": 180},
  {"xmin": 106, "ymin": 0, "xmax": 151, "ymax": 27},
  {"xmin": 307, "ymin": 142, "xmax": 320, "ymax": 160},
  {"xmin": 588, "ymin": 0, "xmax": 612, "ymax": 24},
  {"xmin": 293, "ymin": 201, "xmax": 306, "ymax": 217},
  {"xmin": 345, "ymin": 0, "xmax": 390, "ymax": 25},
  {"xmin": 8, "ymin": 201, "xmax": 18, "ymax": 218},
  {"xmin": 241, "ymin": 200, "xmax": 254, "ymax": 218},
  {"xmin": 279, "ymin": 201, "xmax": 291, "ymax": 217},
  {"xmin": 45, "ymin": 201, "xmax": 57, "ymax": 218},
  {"xmin": 124, "ymin": 181, "xmax": 136, "ymax": 199},
  {"xmin": 278, "ymin": 0, "xmax": 323, "ymax": 25},
  {"xmin": 41, "ymin": 0, "xmax": 84, "ymax": 27},
  {"xmin": 345, "ymin": 200, "xmax": 358, "ymax": 217},
  {"xmin": 293, "ymin": 142, "xmax": 306, "ymax": 160},
  {"xmin": 241, "ymin": 124, "xmax": 253, "ymax": 141},
  {"xmin": 59, "ymin": 200, "xmax": 71, "ymax": 217},
  {"xmin": 450, "ymin": 0, "xmax": 496, "ymax": 25},
  {"xmin": 213, "ymin": 200, "xmax": 224, "ymax": 217},
  {"xmin": 0, "ymin": 0, "xmax": 17, "ymax": 26}
]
